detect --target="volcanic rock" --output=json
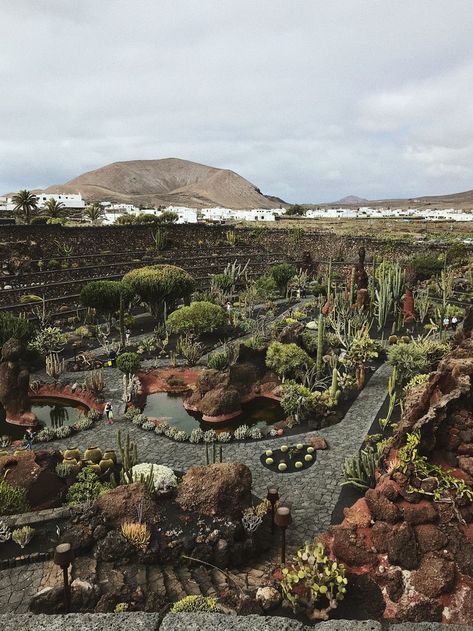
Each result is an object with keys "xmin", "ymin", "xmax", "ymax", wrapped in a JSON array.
[
  {"xmin": 414, "ymin": 524, "xmax": 448, "ymax": 554},
  {"xmin": 331, "ymin": 526, "xmax": 377, "ymax": 567},
  {"xmin": 365, "ymin": 488, "xmax": 401, "ymax": 524},
  {"xmin": 177, "ymin": 463, "xmax": 252, "ymax": 519},
  {"xmin": 95, "ymin": 482, "xmax": 159, "ymax": 527},
  {"xmin": 411, "ymin": 552, "xmax": 455, "ymax": 598},
  {"xmin": 0, "ymin": 450, "xmax": 65, "ymax": 509},
  {"xmin": 387, "ymin": 522, "xmax": 418, "ymax": 569}
]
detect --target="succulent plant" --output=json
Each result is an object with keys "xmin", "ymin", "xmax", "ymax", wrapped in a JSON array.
[
  {"xmin": 0, "ymin": 520, "xmax": 11, "ymax": 542},
  {"xmin": 279, "ymin": 542, "xmax": 347, "ymax": 620},
  {"xmin": 121, "ymin": 521, "xmax": 150, "ymax": 551},
  {"xmin": 171, "ymin": 595, "xmax": 222, "ymax": 613},
  {"xmin": 12, "ymin": 526, "xmax": 35, "ymax": 549}
]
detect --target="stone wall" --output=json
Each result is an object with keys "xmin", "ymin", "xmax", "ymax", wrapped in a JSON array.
[
  {"xmin": 0, "ymin": 223, "xmax": 453, "ymax": 265},
  {"xmin": 0, "ymin": 612, "xmax": 470, "ymax": 631}
]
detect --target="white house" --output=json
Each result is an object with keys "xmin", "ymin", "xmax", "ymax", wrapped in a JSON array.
[{"xmin": 5, "ymin": 192, "xmax": 86, "ymax": 210}]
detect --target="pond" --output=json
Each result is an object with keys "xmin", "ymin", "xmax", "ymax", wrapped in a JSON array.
[
  {"xmin": 143, "ymin": 392, "xmax": 285, "ymax": 434},
  {"xmin": 0, "ymin": 398, "xmax": 89, "ymax": 442}
]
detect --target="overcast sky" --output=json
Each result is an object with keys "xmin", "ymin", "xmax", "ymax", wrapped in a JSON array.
[{"xmin": 1, "ymin": 0, "xmax": 473, "ymax": 203}]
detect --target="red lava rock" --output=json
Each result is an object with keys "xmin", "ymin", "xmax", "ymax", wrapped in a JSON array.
[
  {"xmin": 380, "ymin": 480, "xmax": 400, "ymax": 501},
  {"xmin": 365, "ymin": 488, "xmax": 401, "ymax": 524},
  {"xmin": 444, "ymin": 576, "xmax": 473, "ymax": 625},
  {"xmin": 412, "ymin": 552, "xmax": 456, "ymax": 598},
  {"xmin": 387, "ymin": 522, "xmax": 419, "ymax": 570},
  {"xmin": 331, "ymin": 526, "xmax": 377, "ymax": 567},
  {"xmin": 176, "ymin": 463, "xmax": 252, "ymax": 519},
  {"xmin": 414, "ymin": 524, "xmax": 448, "ymax": 554},
  {"xmin": 371, "ymin": 521, "xmax": 393, "ymax": 553},
  {"xmin": 309, "ymin": 436, "xmax": 328, "ymax": 450},
  {"xmin": 401, "ymin": 500, "xmax": 438, "ymax": 525},
  {"xmin": 395, "ymin": 595, "xmax": 443, "ymax": 622},
  {"xmin": 343, "ymin": 498, "xmax": 372, "ymax": 528}
]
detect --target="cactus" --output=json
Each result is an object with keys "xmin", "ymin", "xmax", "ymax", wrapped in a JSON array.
[
  {"xmin": 341, "ymin": 449, "xmax": 377, "ymax": 491},
  {"xmin": 151, "ymin": 227, "xmax": 167, "ymax": 251},
  {"xmin": 46, "ymin": 352, "xmax": 65, "ymax": 379},
  {"xmin": 315, "ymin": 313, "xmax": 325, "ymax": 377},
  {"xmin": 226, "ymin": 229, "xmax": 237, "ymax": 247},
  {"xmin": 117, "ymin": 431, "xmax": 139, "ymax": 484},
  {"xmin": 379, "ymin": 367, "xmax": 397, "ymax": 430},
  {"xmin": 329, "ymin": 367, "xmax": 338, "ymax": 400},
  {"xmin": 326, "ymin": 258, "xmax": 332, "ymax": 302}
]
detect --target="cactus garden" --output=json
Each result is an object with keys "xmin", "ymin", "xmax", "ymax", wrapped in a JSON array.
[{"xmin": 0, "ymin": 226, "xmax": 472, "ymax": 626}]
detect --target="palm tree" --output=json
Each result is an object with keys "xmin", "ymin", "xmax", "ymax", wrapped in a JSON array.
[
  {"xmin": 43, "ymin": 198, "xmax": 66, "ymax": 219},
  {"xmin": 12, "ymin": 190, "xmax": 38, "ymax": 224},
  {"xmin": 84, "ymin": 203, "xmax": 105, "ymax": 224}
]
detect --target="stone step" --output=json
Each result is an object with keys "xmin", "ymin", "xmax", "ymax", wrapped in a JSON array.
[
  {"xmin": 175, "ymin": 567, "xmax": 202, "ymax": 597},
  {"xmin": 147, "ymin": 565, "xmax": 166, "ymax": 596},
  {"xmin": 162, "ymin": 567, "xmax": 187, "ymax": 602},
  {"xmin": 190, "ymin": 566, "xmax": 214, "ymax": 597}
]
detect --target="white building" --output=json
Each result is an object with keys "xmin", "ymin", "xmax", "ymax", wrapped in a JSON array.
[{"xmin": 5, "ymin": 192, "xmax": 85, "ymax": 210}]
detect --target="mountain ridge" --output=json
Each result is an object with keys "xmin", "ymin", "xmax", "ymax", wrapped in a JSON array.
[{"xmin": 39, "ymin": 158, "xmax": 283, "ymax": 209}]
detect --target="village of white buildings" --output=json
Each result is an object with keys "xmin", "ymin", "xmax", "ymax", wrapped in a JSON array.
[{"xmin": 1, "ymin": 191, "xmax": 473, "ymax": 224}]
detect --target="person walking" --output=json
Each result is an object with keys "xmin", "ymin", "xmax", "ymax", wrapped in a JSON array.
[
  {"xmin": 24, "ymin": 428, "xmax": 35, "ymax": 450},
  {"xmin": 104, "ymin": 402, "xmax": 114, "ymax": 425}
]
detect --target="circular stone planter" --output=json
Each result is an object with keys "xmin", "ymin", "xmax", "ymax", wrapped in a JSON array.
[{"xmin": 260, "ymin": 443, "xmax": 317, "ymax": 473}]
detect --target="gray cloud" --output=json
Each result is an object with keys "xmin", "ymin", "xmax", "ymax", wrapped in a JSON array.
[{"xmin": 1, "ymin": 0, "xmax": 473, "ymax": 202}]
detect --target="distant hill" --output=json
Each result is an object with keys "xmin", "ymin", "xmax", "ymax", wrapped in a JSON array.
[
  {"xmin": 39, "ymin": 158, "xmax": 283, "ymax": 209},
  {"xmin": 333, "ymin": 195, "xmax": 370, "ymax": 205}
]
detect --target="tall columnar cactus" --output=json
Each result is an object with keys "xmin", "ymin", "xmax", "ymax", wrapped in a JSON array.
[
  {"xmin": 151, "ymin": 227, "xmax": 167, "ymax": 251},
  {"xmin": 326, "ymin": 258, "xmax": 332, "ymax": 303},
  {"xmin": 315, "ymin": 313, "xmax": 325, "ymax": 377},
  {"xmin": 329, "ymin": 367, "xmax": 338, "ymax": 400},
  {"xmin": 117, "ymin": 430, "xmax": 138, "ymax": 484},
  {"xmin": 45, "ymin": 352, "xmax": 65, "ymax": 379}
]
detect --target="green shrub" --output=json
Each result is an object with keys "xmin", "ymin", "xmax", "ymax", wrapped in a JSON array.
[
  {"xmin": 47, "ymin": 259, "xmax": 60, "ymax": 270},
  {"xmin": 80, "ymin": 280, "xmax": 134, "ymax": 316},
  {"xmin": 31, "ymin": 216, "xmax": 48, "ymax": 225},
  {"xmin": 66, "ymin": 467, "xmax": 110, "ymax": 506},
  {"xmin": 123, "ymin": 264, "xmax": 194, "ymax": 318},
  {"xmin": 117, "ymin": 352, "xmax": 141, "ymax": 375},
  {"xmin": 266, "ymin": 341, "xmax": 312, "ymax": 379},
  {"xmin": 387, "ymin": 339, "xmax": 449, "ymax": 385},
  {"xmin": 254, "ymin": 273, "xmax": 278, "ymax": 298},
  {"xmin": 0, "ymin": 481, "xmax": 29, "ymax": 516},
  {"xmin": 0, "ymin": 312, "xmax": 34, "ymax": 347},
  {"xmin": 269, "ymin": 263, "xmax": 297, "ymax": 295},
  {"xmin": 410, "ymin": 255, "xmax": 444, "ymax": 281},
  {"xmin": 166, "ymin": 301, "xmax": 227, "ymax": 335},
  {"xmin": 207, "ymin": 350, "xmax": 229, "ymax": 370}
]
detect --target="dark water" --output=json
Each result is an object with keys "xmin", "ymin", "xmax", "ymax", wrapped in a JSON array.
[
  {"xmin": 0, "ymin": 398, "xmax": 88, "ymax": 441},
  {"xmin": 143, "ymin": 392, "xmax": 285, "ymax": 434}
]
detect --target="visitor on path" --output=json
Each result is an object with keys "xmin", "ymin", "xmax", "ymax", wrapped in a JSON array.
[
  {"xmin": 24, "ymin": 428, "xmax": 35, "ymax": 450},
  {"xmin": 104, "ymin": 402, "xmax": 114, "ymax": 424}
]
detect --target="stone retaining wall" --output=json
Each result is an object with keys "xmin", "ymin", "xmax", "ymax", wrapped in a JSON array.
[{"xmin": 0, "ymin": 612, "xmax": 471, "ymax": 631}]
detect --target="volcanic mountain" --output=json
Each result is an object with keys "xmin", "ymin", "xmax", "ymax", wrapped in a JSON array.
[{"xmin": 41, "ymin": 158, "xmax": 282, "ymax": 209}]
